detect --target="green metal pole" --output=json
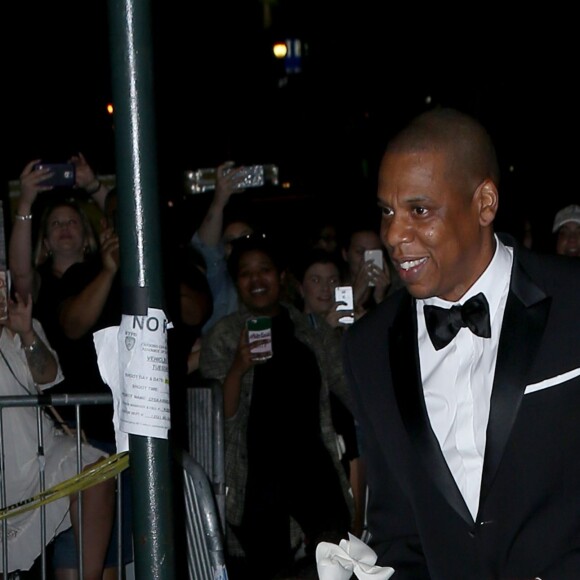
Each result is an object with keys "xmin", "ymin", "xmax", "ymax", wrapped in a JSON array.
[{"xmin": 107, "ymin": 1, "xmax": 176, "ymax": 578}]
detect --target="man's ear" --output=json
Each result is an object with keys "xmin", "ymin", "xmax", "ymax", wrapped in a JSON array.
[{"xmin": 475, "ymin": 178, "xmax": 499, "ymax": 227}]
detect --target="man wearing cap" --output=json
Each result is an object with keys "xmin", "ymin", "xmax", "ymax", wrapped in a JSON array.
[{"xmin": 553, "ymin": 204, "xmax": 580, "ymax": 257}]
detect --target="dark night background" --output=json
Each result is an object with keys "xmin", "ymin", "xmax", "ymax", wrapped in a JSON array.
[{"xmin": 3, "ymin": 2, "xmax": 578, "ymax": 252}]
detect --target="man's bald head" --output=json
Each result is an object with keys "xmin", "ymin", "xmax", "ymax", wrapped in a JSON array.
[{"xmin": 386, "ymin": 107, "xmax": 500, "ymax": 194}]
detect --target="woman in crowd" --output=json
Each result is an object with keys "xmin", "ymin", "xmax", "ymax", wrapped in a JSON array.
[
  {"xmin": 9, "ymin": 158, "xmax": 126, "ymax": 578},
  {"xmin": 290, "ymin": 247, "xmax": 366, "ymax": 536},
  {"xmin": 0, "ymin": 291, "xmax": 114, "ymax": 579},
  {"xmin": 199, "ymin": 234, "xmax": 355, "ymax": 580}
]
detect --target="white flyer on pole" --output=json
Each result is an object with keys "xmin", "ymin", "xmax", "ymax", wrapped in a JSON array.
[
  {"xmin": 118, "ymin": 308, "xmax": 171, "ymax": 438},
  {"xmin": 94, "ymin": 307, "xmax": 172, "ymax": 451}
]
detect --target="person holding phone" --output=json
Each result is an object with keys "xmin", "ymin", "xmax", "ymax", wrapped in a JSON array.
[
  {"xmin": 8, "ymin": 167, "xmax": 132, "ymax": 576},
  {"xmin": 199, "ymin": 234, "xmax": 355, "ymax": 580},
  {"xmin": 339, "ymin": 219, "xmax": 400, "ymax": 320},
  {"xmin": 189, "ymin": 161, "xmax": 257, "ymax": 334},
  {"xmin": 289, "ymin": 246, "xmax": 366, "ymax": 534}
]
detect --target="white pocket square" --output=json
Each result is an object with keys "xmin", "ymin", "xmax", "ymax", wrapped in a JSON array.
[
  {"xmin": 524, "ymin": 367, "xmax": 580, "ymax": 395},
  {"xmin": 316, "ymin": 533, "xmax": 395, "ymax": 579}
]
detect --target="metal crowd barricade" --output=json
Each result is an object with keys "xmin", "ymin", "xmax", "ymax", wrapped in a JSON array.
[
  {"xmin": 0, "ymin": 392, "xmax": 125, "ymax": 580},
  {"xmin": 176, "ymin": 449, "xmax": 228, "ymax": 580},
  {"xmin": 187, "ymin": 378, "xmax": 226, "ymax": 531}
]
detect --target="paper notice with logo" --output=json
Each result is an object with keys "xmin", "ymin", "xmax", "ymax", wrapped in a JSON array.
[{"xmin": 94, "ymin": 307, "xmax": 172, "ymax": 452}]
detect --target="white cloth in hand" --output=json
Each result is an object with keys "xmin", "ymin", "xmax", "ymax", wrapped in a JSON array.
[{"xmin": 315, "ymin": 533, "xmax": 395, "ymax": 580}]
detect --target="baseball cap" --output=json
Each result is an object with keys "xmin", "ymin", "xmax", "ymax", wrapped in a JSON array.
[{"xmin": 552, "ymin": 204, "xmax": 580, "ymax": 233}]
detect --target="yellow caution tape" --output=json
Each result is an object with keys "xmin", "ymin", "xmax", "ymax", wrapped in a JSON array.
[{"xmin": 0, "ymin": 451, "xmax": 129, "ymax": 520}]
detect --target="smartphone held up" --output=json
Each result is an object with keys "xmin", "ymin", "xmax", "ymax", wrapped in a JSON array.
[
  {"xmin": 364, "ymin": 249, "xmax": 384, "ymax": 287},
  {"xmin": 33, "ymin": 162, "xmax": 76, "ymax": 188},
  {"xmin": 335, "ymin": 286, "xmax": 354, "ymax": 325}
]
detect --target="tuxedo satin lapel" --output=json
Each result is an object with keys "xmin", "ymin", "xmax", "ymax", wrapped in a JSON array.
[
  {"xmin": 390, "ymin": 294, "xmax": 473, "ymax": 525},
  {"xmin": 479, "ymin": 259, "xmax": 550, "ymax": 504}
]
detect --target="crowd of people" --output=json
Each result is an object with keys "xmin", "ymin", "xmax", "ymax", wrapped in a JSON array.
[
  {"xmin": 2, "ymin": 150, "xmax": 393, "ymax": 579},
  {"xmin": 2, "ymin": 105, "xmax": 580, "ymax": 579}
]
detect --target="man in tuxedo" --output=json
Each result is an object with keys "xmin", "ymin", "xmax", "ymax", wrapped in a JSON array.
[{"xmin": 343, "ymin": 107, "xmax": 580, "ymax": 579}]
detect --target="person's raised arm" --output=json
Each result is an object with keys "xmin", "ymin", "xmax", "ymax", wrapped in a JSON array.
[
  {"xmin": 3, "ymin": 292, "xmax": 58, "ymax": 384},
  {"xmin": 196, "ymin": 161, "xmax": 246, "ymax": 246},
  {"xmin": 9, "ymin": 160, "xmax": 54, "ymax": 299},
  {"xmin": 221, "ymin": 326, "xmax": 260, "ymax": 418},
  {"xmin": 200, "ymin": 323, "xmax": 263, "ymax": 419},
  {"xmin": 59, "ymin": 226, "xmax": 119, "ymax": 340},
  {"xmin": 69, "ymin": 151, "xmax": 111, "ymax": 212},
  {"xmin": 351, "ymin": 260, "xmax": 373, "ymax": 319},
  {"xmin": 369, "ymin": 254, "xmax": 391, "ymax": 305}
]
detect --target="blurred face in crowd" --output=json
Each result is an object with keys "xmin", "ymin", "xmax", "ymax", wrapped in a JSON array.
[
  {"xmin": 556, "ymin": 222, "xmax": 580, "ymax": 257},
  {"xmin": 377, "ymin": 149, "xmax": 497, "ymax": 302},
  {"xmin": 223, "ymin": 221, "xmax": 253, "ymax": 258},
  {"xmin": 300, "ymin": 261, "xmax": 341, "ymax": 315},
  {"xmin": 44, "ymin": 205, "xmax": 86, "ymax": 258},
  {"xmin": 236, "ymin": 249, "xmax": 283, "ymax": 316},
  {"xmin": 342, "ymin": 230, "xmax": 382, "ymax": 280},
  {"xmin": 313, "ymin": 224, "xmax": 338, "ymax": 254}
]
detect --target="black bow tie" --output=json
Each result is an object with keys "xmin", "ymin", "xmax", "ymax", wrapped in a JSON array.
[{"xmin": 423, "ymin": 292, "xmax": 491, "ymax": 351}]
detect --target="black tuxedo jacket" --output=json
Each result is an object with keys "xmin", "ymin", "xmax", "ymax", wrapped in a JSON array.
[{"xmin": 343, "ymin": 236, "xmax": 580, "ymax": 580}]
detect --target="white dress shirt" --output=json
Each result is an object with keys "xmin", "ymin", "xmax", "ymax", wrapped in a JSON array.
[{"xmin": 416, "ymin": 236, "xmax": 513, "ymax": 520}]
